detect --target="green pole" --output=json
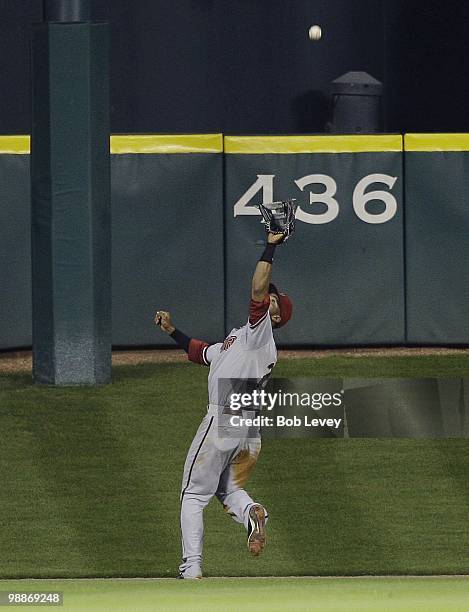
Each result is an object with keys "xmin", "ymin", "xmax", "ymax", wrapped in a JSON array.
[{"xmin": 31, "ymin": 2, "xmax": 111, "ymax": 385}]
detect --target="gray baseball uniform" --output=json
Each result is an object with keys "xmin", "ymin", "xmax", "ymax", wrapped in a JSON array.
[{"xmin": 179, "ymin": 295, "xmax": 276, "ymax": 578}]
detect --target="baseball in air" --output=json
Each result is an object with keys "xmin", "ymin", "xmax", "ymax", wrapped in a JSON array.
[{"xmin": 308, "ymin": 25, "xmax": 322, "ymax": 41}]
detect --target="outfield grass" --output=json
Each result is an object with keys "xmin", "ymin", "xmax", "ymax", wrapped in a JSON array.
[
  {"xmin": 274, "ymin": 353, "xmax": 469, "ymax": 377},
  {"xmin": 0, "ymin": 356, "xmax": 469, "ymax": 579},
  {"xmin": 1, "ymin": 577, "xmax": 469, "ymax": 611}
]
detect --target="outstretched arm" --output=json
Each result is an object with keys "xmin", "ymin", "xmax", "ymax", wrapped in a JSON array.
[
  {"xmin": 154, "ymin": 311, "xmax": 212, "ymax": 365},
  {"xmin": 251, "ymin": 232, "xmax": 284, "ymax": 301}
]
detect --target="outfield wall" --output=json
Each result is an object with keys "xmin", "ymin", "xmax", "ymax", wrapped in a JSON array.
[
  {"xmin": 225, "ymin": 135, "xmax": 404, "ymax": 345},
  {"xmin": 0, "ymin": 133, "xmax": 467, "ymax": 348}
]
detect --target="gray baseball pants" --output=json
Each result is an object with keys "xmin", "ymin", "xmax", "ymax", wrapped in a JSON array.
[{"xmin": 179, "ymin": 405, "xmax": 261, "ymax": 578}]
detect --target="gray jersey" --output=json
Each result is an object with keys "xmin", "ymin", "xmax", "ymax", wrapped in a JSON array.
[{"xmin": 188, "ymin": 296, "xmax": 277, "ymax": 407}]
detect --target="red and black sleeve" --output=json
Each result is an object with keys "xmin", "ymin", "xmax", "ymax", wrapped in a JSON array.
[
  {"xmin": 249, "ymin": 295, "xmax": 270, "ymax": 328},
  {"xmin": 170, "ymin": 329, "xmax": 210, "ymax": 366},
  {"xmin": 188, "ymin": 339, "xmax": 211, "ymax": 366}
]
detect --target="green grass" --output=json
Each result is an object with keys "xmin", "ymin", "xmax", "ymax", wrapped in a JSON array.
[
  {"xmin": 274, "ymin": 354, "xmax": 469, "ymax": 377},
  {"xmin": 1, "ymin": 356, "xmax": 469, "ymax": 579},
  {"xmin": 1, "ymin": 577, "xmax": 469, "ymax": 611}
]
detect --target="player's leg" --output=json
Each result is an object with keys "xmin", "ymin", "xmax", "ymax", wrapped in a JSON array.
[
  {"xmin": 179, "ymin": 412, "xmax": 233, "ymax": 578},
  {"xmin": 216, "ymin": 447, "xmax": 258, "ymax": 528},
  {"xmin": 216, "ymin": 436, "xmax": 261, "ymax": 528},
  {"xmin": 215, "ymin": 436, "xmax": 268, "ymax": 556},
  {"xmin": 179, "ymin": 492, "xmax": 210, "ymax": 579}
]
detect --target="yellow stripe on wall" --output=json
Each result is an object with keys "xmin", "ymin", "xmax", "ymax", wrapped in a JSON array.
[
  {"xmin": 224, "ymin": 134, "xmax": 403, "ymax": 154},
  {"xmin": 110, "ymin": 134, "xmax": 223, "ymax": 153},
  {"xmin": 11, "ymin": 133, "xmax": 469, "ymax": 154},
  {"xmin": 0, "ymin": 136, "xmax": 30, "ymax": 154},
  {"xmin": 405, "ymin": 133, "xmax": 469, "ymax": 152},
  {"xmin": 0, "ymin": 134, "xmax": 224, "ymax": 154}
]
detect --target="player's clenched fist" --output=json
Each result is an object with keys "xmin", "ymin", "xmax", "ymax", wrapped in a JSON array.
[{"xmin": 154, "ymin": 310, "xmax": 175, "ymax": 334}]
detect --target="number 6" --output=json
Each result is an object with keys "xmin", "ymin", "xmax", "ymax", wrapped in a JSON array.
[{"xmin": 353, "ymin": 173, "xmax": 398, "ymax": 224}]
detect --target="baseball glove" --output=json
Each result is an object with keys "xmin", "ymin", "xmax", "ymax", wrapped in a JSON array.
[{"xmin": 258, "ymin": 199, "xmax": 298, "ymax": 242}]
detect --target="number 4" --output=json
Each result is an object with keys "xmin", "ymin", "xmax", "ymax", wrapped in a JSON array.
[{"xmin": 234, "ymin": 175, "xmax": 275, "ymax": 217}]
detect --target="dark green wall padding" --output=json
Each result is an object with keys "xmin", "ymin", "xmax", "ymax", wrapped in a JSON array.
[
  {"xmin": 405, "ymin": 151, "xmax": 469, "ymax": 343},
  {"xmin": 224, "ymin": 150, "xmax": 404, "ymax": 345},
  {"xmin": 111, "ymin": 152, "xmax": 224, "ymax": 346}
]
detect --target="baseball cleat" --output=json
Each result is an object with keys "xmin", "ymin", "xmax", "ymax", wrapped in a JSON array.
[
  {"xmin": 177, "ymin": 572, "xmax": 202, "ymax": 580},
  {"xmin": 247, "ymin": 504, "xmax": 267, "ymax": 557}
]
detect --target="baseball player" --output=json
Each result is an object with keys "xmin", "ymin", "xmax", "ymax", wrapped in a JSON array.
[{"xmin": 155, "ymin": 232, "xmax": 292, "ymax": 579}]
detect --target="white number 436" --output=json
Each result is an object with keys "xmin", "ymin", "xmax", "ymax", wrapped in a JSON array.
[{"xmin": 233, "ymin": 173, "xmax": 398, "ymax": 225}]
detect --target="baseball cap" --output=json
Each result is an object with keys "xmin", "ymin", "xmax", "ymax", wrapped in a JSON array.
[{"xmin": 269, "ymin": 283, "xmax": 293, "ymax": 329}]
